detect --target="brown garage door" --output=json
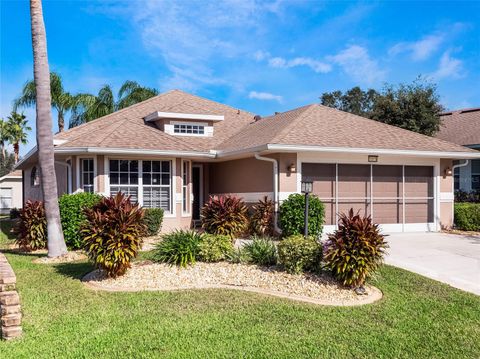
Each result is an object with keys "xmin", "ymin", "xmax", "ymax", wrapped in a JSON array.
[{"xmin": 302, "ymin": 163, "xmax": 434, "ymax": 226}]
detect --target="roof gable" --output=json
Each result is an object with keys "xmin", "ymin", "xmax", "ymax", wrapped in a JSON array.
[{"xmin": 437, "ymin": 108, "xmax": 480, "ymax": 146}]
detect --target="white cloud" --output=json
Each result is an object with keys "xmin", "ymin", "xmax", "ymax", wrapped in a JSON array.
[
  {"xmin": 431, "ymin": 51, "xmax": 464, "ymax": 80},
  {"xmin": 268, "ymin": 56, "xmax": 332, "ymax": 73},
  {"xmin": 389, "ymin": 34, "xmax": 444, "ymax": 61},
  {"xmin": 248, "ymin": 91, "xmax": 283, "ymax": 102},
  {"xmin": 327, "ymin": 45, "xmax": 385, "ymax": 85}
]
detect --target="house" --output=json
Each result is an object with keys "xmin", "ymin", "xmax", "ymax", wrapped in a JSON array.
[
  {"xmin": 0, "ymin": 170, "xmax": 23, "ymax": 215},
  {"xmin": 437, "ymin": 108, "xmax": 480, "ymax": 192},
  {"xmin": 15, "ymin": 90, "xmax": 480, "ymax": 233}
]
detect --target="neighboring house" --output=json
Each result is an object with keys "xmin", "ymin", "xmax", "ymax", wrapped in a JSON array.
[
  {"xmin": 15, "ymin": 90, "xmax": 480, "ymax": 233},
  {"xmin": 0, "ymin": 170, "xmax": 23, "ymax": 215},
  {"xmin": 437, "ymin": 108, "xmax": 480, "ymax": 192}
]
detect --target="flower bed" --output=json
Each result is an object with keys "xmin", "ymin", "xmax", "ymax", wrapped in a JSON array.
[{"xmin": 83, "ymin": 262, "xmax": 382, "ymax": 306}]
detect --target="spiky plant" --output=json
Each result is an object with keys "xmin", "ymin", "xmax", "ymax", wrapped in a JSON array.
[
  {"xmin": 14, "ymin": 200, "xmax": 47, "ymax": 251},
  {"xmin": 250, "ymin": 196, "xmax": 275, "ymax": 236},
  {"xmin": 201, "ymin": 195, "xmax": 248, "ymax": 238},
  {"xmin": 323, "ymin": 209, "xmax": 388, "ymax": 288}
]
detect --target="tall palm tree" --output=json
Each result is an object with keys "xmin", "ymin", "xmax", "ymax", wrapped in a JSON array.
[
  {"xmin": 0, "ymin": 118, "xmax": 9, "ymax": 158},
  {"xmin": 30, "ymin": 0, "xmax": 67, "ymax": 257},
  {"xmin": 70, "ymin": 81, "xmax": 158, "ymax": 127},
  {"xmin": 14, "ymin": 71, "xmax": 73, "ymax": 132},
  {"xmin": 6, "ymin": 112, "xmax": 31, "ymax": 163}
]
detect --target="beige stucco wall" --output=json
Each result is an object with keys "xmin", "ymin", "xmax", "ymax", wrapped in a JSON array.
[
  {"xmin": 273, "ymin": 153, "xmax": 298, "ymax": 193},
  {"xmin": 209, "ymin": 157, "xmax": 273, "ymax": 195},
  {"xmin": 439, "ymin": 158, "xmax": 454, "ymax": 229},
  {"xmin": 23, "ymin": 163, "xmax": 69, "ymax": 203}
]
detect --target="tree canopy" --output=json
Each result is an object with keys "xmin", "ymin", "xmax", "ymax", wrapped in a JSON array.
[{"xmin": 320, "ymin": 78, "xmax": 444, "ymax": 136}]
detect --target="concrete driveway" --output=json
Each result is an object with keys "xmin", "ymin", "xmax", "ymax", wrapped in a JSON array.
[{"xmin": 385, "ymin": 232, "xmax": 480, "ymax": 295}]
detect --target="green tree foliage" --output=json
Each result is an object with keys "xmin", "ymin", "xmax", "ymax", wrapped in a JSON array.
[
  {"xmin": 0, "ymin": 151, "xmax": 15, "ymax": 177},
  {"xmin": 320, "ymin": 78, "xmax": 444, "ymax": 136},
  {"xmin": 70, "ymin": 81, "xmax": 158, "ymax": 127},
  {"xmin": 6, "ymin": 112, "xmax": 31, "ymax": 162}
]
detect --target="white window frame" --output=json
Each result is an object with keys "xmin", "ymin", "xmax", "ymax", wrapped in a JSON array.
[
  {"xmin": 142, "ymin": 160, "xmax": 173, "ymax": 213},
  {"xmin": 108, "ymin": 159, "xmax": 140, "ymax": 204},
  {"xmin": 181, "ymin": 159, "xmax": 191, "ymax": 216},
  {"xmin": 105, "ymin": 157, "xmax": 176, "ymax": 218},
  {"xmin": 165, "ymin": 121, "xmax": 213, "ymax": 137},
  {"xmin": 76, "ymin": 156, "xmax": 97, "ymax": 192}
]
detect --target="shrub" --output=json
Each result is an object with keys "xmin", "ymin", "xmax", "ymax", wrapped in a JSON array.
[
  {"xmin": 59, "ymin": 192, "xmax": 102, "ymax": 249},
  {"xmin": 9, "ymin": 208, "xmax": 20, "ymax": 220},
  {"xmin": 279, "ymin": 193, "xmax": 325, "ymax": 237},
  {"xmin": 454, "ymin": 203, "xmax": 480, "ymax": 231},
  {"xmin": 277, "ymin": 235, "xmax": 322, "ymax": 274},
  {"xmin": 13, "ymin": 200, "xmax": 47, "ymax": 251},
  {"xmin": 455, "ymin": 189, "xmax": 480, "ymax": 203},
  {"xmin": 243, "ymin": 236, "xmax": 277, "ymax": 266},
  {"xmin": 143, "ymin": 208, "xmax": 164, "ymax": 236},
  {"xmin": 197, "ymin": 234, "xmax": 234, "ymax": 262},
  {"xmin": 153, "ymin": 230, "xmax": 201, "ymax": 267},
  {"xmin": 81, "ymin": 193, "xmax": 146, "ymax": 278},
  {"xmin": 201, "ymin": 195, "xmax": 248, "ymax": 238},
  {"xmin": 249, "ymin": 196, "xmax": 275, "ymax": 236},
  {"xmin": 226, "ymin": 247, "xmax": 250, "ymax": 264},
  {"xmin": 323, "ymin": 209, "xmax": 388, "ymax": 288}
]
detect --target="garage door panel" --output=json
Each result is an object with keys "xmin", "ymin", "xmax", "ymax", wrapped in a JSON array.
[
  {"xmin": 373, "ymin": 165, "xmax": 402, "ymax": 197},
  {"xmin": 374, "ymin": 200, "xmax": 403, "ymax": 224},
  {"xmin": 323, "ymin": 200, "xmax": 336, "ymax": 225},
  {"xmin": 338, "ymin": 164, "xmax": 370, "ymax": 198},
  {"xmin": 405, "ymin": 199, "xmax": 434, "ymax": 223},
  {"xmin": 303, "ymin": 163, "xmax": 336, "ymax": 198},
  {"xmin": 337, "ymin": 200, "xmax": 371, "ymax": 219},
  {"xmin": 405, "ymin": 166, "xmax": 434, "ymax": 197}
]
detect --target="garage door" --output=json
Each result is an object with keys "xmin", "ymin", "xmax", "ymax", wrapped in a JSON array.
[{"xmin": 302, "ymin": 163, "xmax": 434, "ymax": 232}]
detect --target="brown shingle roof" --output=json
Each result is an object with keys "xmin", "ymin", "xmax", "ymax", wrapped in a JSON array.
[
  {"xmin": 51, "ymin": 90, "xmax": 476, "ymax": 157},
  {"xmin": 218, "ymin": 104, "xmax": 475, "ymax": 153},
  {"xmin": 437, "ymin": 108, "xmax": 480, "ymax": 146},
  {"xmin": 55, "ymin": 90, "xmax": 255, "ymax": 152}
]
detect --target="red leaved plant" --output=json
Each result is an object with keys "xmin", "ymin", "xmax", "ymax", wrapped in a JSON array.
[
  {"xmin": 201, "ymin": 195, "xmax": 248, "ymax": 238},
  {"xmin": 81, "ymin": 192, "xmax": 146, "ymax": 278},
  {"xmin": 13, "ymin": 200, "xmax": 47, "ymax": 251},
  {"xmin": 249, "ymin": 196, "xmax": 275, "ymax": 236},
  {"xmin": 323, "ymin": 209, "xmax": 388, "ymax": 288}
]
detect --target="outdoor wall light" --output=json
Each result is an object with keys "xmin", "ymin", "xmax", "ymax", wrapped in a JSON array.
[
  {"xmin": 445, "ymin": 167, "xmax": 452, "ymax": 176},
  {"xmin": 368, "ymin": 155, "xmax": 379, "ymax": 163},
  {"xmin": 287, "ymin": 163, "xmax": 296, "ymax": 173}
]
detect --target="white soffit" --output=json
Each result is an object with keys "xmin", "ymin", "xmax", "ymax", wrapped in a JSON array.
[{"xmin": 144, "ymin": 111, "xmax": 224, "ymax": 122}]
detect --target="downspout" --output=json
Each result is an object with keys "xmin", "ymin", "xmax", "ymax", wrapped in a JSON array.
[
  {"xmin": 451, "ymin": 160, "xmax": 469, "ymax": 228},
  {"xmin": 254, "ymin": 153, "xmax": 281, "ymax": 234},
  {"xmin": 54, "ymin": 161, "xmax": 72, "ymax": 194}
]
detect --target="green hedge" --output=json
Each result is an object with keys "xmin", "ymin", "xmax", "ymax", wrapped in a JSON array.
[
  {"xmin": 279, "ymin": 193, "xmax": 325, "ymax": 237},
  {"xmin": 59, "ymin": 192, "xmax": 102, "ymax": 249},
  {"xmin": 143, "ymin": 208, "xmax": 164, "ymax": 236},
  {"xmin": 454, "ymin": 203, "xmax": 480, "ymax": 231}
]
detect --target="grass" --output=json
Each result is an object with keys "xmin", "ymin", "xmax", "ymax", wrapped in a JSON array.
[{"xmin": 0, "ymin": 245, "xmax": 479, "ymax": 358}]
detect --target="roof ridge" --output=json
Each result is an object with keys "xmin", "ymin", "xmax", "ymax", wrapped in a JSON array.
[
  {"xmin": 315, "ymin": 103, "xmax": 463, "ymax": 148},
  {"xmin": 270, "ymin": 104, "xmax": 318, "ymax": 143},
  {"xmin": 93, "ymin": 118, "xmax": 131, "ymax": 146}
]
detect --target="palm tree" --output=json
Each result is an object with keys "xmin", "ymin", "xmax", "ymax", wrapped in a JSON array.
[
  {"xmin": 29, "ymin": 0, "xmax": 67, "ymax": 257},
  {"xmin": 6, "ymin": 112, "xmax": 31, "ymax": 163},
  {"xmin": 0, "ymin": 118, "xmax": 9, "ymax": 158},
  {"xmin": 70, "ymin": 81, "xmax": 158, "ymax": 127},
  {"xmin": 14, "ymin": 71, "xmax": 73, "ymax": 132}
]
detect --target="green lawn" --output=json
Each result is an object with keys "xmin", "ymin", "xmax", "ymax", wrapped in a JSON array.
[{"xmin": 0, "ymin": 247, "xmax": 479, "ymax": 358}]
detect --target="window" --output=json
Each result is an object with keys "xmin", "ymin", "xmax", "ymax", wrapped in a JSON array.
[
  {"xmin": 0, "ymin": 188, "xmax": 12, "ymax": 209},
  {"xmin": 173, "ymin": 123, "xmax": 205, "ymax": 135},
  {"xmin": 472, "ymin": 160, "xmax": 480, "ymax": 190},
  {"xmin": 80, "ymin": 158, "xmax": 94, "ymax": 193},
  {"xmin": 142, "ymin": 160, "xmax": 172, "ymax": 212},
  {"xmin": 109, "ymin": 160, "xmax": 139, "ymax": 202},
  {"xmin": 182, "ymin": 160, "xmax": 190, "ymax": 213},
  {"xmin": 30, "ymin": 166, "xmax": 40, "ymax": 186}
]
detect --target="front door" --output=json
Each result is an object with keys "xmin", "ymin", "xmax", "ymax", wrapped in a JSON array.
[{"xmin": 192, "ymin": 165, "xmax": 202, "ymax": 221}]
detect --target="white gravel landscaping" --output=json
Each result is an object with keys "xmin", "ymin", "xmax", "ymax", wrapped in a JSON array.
[{"xmin": 83, "ymin": 262, "xmax": 382, "ymax": 306}]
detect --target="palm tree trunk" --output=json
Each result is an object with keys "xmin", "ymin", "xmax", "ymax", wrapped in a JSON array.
[
  {"xmin": 1, "ymin": 142, "xmax": 4, "ymax": 159},
  {"xmin": 57, "ymin": 111, "xmax": 64, "ymax": 132},
  {"xmin": 30, "ymin": 0, "xmax": 67, "ymax": 257},
  {"xmin": 13, "ymin": 143, "xmax": 19, "ymax": 163}
]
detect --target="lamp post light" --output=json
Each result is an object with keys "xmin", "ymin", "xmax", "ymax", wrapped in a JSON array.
[{"xmin": 301, "ymin": 180, "xmax": 313, "ymax": 237}]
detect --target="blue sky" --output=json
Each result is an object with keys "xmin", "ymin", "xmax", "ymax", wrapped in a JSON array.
[{"xmin": 1, "ymin": 0, "xmax": 479, "ymax": 156}]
